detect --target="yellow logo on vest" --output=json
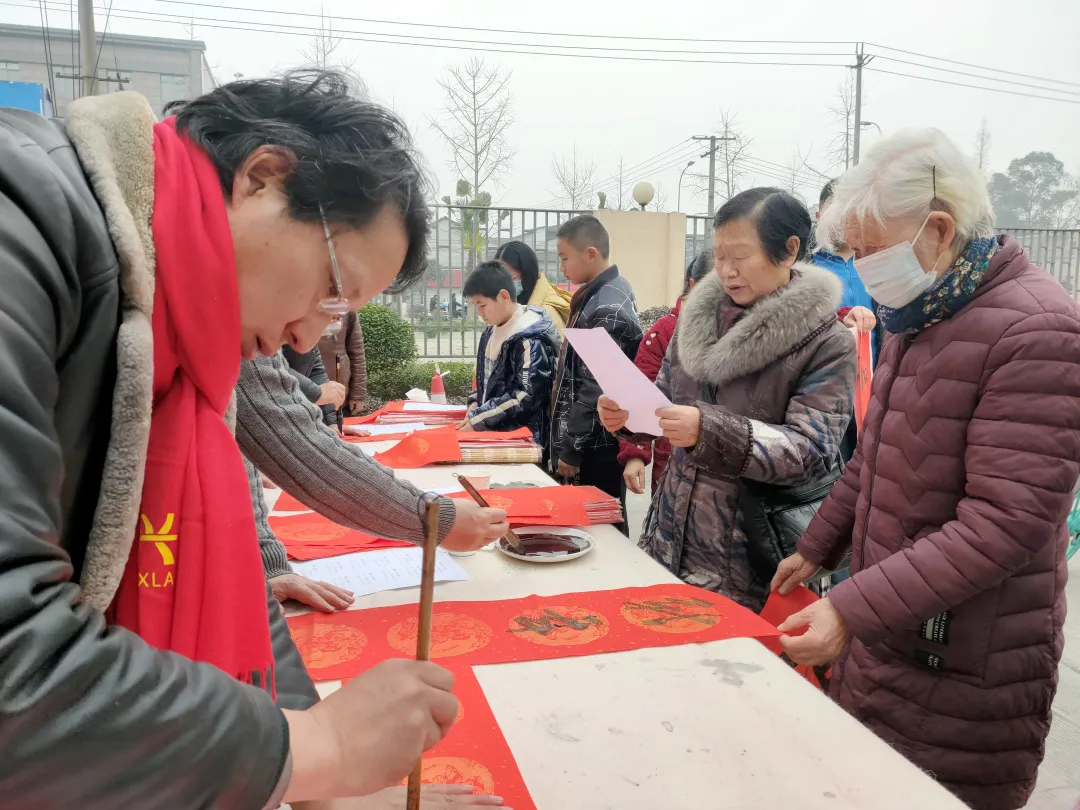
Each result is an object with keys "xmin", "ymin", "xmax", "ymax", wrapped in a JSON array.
[{"xmin": 138, "ymin": 513, "xmax": 176, "ymax": 589}]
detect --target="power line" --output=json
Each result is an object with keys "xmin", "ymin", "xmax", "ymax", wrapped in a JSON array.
[
  {"xmin": 741, "ymin": 156, "xmax": 823, "ymax": 187},
  {"xmin": 597, "ymin": 143, "xmax": 700, "ymax": 190},
  {"xmin": 867, "ymin": 67, "xmax": 1080, "ymax": 106},
  {"xmin": 588, "ymin": 144, "xmax": 703, "ymax": 201},
  {"xmin": 102, "ymin": 2, "xmax": 1080, "ymax": 95},
  {"xmin": 16, "ymin": 2, "xmax": 1078, "ymax": 102},
  {"xmin": 537, "ymin": 144, "xmax": 702, "ymax": 208},
  {"xmin": 866, "ymin": 42, "xmax": 1080, "ymax": 90},
  {"xmin": 89, "ymin": 0, "xmax": 114, "ymax": 93},
  {"xmin": 11, "ymin": 2, "xmax": 850, "ymax": 66},
  {"xmin": 141, "ymin": 0, "xmax": 857, "ymax": 47},
  {"xmin": 35, "ymin": 0, "xmax": 56, "ymax": 101},
  {"xmin": 539, "ymin": 141, "xmax": 698, "ymax": 206},
  {"xmin": 595, "ymin": 141, "xmax": 694, "ymax": 186},
  {"xmin": 872, "ymin": 55, "xmax": 1080, "ymax": 98}
]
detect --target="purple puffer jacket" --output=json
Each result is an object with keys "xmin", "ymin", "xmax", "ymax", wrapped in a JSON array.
[{"xmin": 798, "ymin": 237, "xmax": 1080, "ymax": 810}]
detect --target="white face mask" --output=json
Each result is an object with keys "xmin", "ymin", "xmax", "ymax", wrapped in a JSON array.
[{"xmin": 854, "ymin": 214, "xmax": 943, "ymax": 308}]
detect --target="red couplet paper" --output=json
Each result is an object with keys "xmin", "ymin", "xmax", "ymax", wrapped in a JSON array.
[
  {"xmin": 446, "ymin": 486, "xmax": 606, "ymax": 526},
  {"xmin": 383, "ymin": 665, "xmax": 537, "ymax": 810},
  {"xmin": 373, "ymin": 426, "xmax": 463, "ymax": 469},
  {"xmin": 271, "ymin": 490, "xmax": 312, "ymax": 513},
  {"xmin": 759, "ymin": 586, "xmax": 829, "ymax": 691},
  {"xmin": 348, "ymin": 426, "xmax": 534, "ymax": 445},
  {"xmin": 267, "ymin": 513, "xmax": 411, "ymax": 561},
  {"xmin": 850, "ymin": 327, "xmax": 873, "ymax": 432},
  {"xmin": 288, "ymin": 583, "xmax": 781, "ymax": 682},
  {"xmin": 455, "ymin": 427, "xmax": 534, "ymax": 443}
]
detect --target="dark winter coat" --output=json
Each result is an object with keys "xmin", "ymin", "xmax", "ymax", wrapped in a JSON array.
[
  {"xmin": 639, "ymin": 265, "xmax": 855, "ymax": 611},
  {"xmin": 0, "ymin": 94, "xmax": 303, "ymax": 807},
  {"xmin": 550, "ymin": 265, "xmax": 643, "ymax": 468},
  {"xmin": 466, "ymin": 306, "xmax": 561, "ymax": 446},
  {"xmin": 283, "ymin": 344, "xmax": 336, "ymax": 425},
  {"xmin": 318, "ymin": 312, "xmax": 367, "ymax": 413},
  {"xmin": 798, "ymin": 236, "xmax": 1080, "ymax": 810},
  {"xmin": 619, "ymin": 297, "xmax": 682, "ymax": 491}
]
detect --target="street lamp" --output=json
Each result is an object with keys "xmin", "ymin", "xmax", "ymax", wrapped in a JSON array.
[
  {"xmin": 677, "ymin": 160, "xmax": 696, "ymax": 213},
  {"xmin": 860, "ymin": 120, "xmax": 882, "ymax": 136},
  {"xmin": 632, "ymin": 182, "xmax": 655, "ymax": 211}
]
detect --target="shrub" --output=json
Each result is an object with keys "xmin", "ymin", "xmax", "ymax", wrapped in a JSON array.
[
  {"xmin": 357, "ymin": 303, "xmax": 417, "ymax": 375},
  {"xmin": 367, "ymin": 360, "xmax": 475, "ymax": 406},
  {"xmin": 638, "ymin": 305, "xmax": 670, "ymax": 332}
]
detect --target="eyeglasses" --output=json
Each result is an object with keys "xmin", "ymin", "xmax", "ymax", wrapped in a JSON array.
[{"xmin": 319, "ymin": 204, "xmax": 351, "ymax": 337}]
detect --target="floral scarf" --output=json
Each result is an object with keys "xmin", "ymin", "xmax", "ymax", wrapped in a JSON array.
[{"xmin": 877, "ymin": 237, "xmax": 998, "ymax": 335}]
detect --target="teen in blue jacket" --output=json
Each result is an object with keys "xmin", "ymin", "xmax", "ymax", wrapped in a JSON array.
[{"xmin": 460, "ymin": 261, "xmax": 561, "ymax": 447}]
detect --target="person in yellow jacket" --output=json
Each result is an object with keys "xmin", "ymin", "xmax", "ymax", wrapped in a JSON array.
[{"xmin": 494, "ymin": 240, "xmax": 572, "ymax": 332}]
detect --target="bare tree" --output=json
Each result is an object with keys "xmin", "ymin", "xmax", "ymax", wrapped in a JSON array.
[
  {"xmin": 649, "ymin": 182, "xmax": 669, "ymax": 212},
  {"xmin": 551, "ymin": 146, "xmax": 597, "ymax": 210},
  {"xmin": 688, "ymin": 108, "xmax": 753, "ymax": 205},
  {"xmin": 299, "ymin": 6, "xmax": 367, "ymax": 97},
  {"xmin": 974, "ymin": 119, "xmax": 993, "ymax": 174},
  {"xmin": 612, "ymin": 156, "xmax": 632, "ymax": 210},
  {"xmin": 429, "ymin": 57, "xmax": 515, "ymax": 194},
  {"xmin": 824, "ymin": 74, "xmax": 858, "ymax": 173},
  {"xmin": 786, "ymin": 150, "xmax": 804, "ymax": 196}
]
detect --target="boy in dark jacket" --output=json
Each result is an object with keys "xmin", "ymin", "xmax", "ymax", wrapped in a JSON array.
[
  {"xmin": 550, "ymin": 215, "xmax": 642, "ymax": 534},
  {"xmin": 461, "ymin": 262, "xmax": 560, "ymax": 447}
]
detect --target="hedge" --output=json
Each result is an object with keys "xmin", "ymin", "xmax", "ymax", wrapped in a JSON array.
[
  {"xmin": 366, "ymin": 360, "xmax": 475, "ymax": 407},
  {"xmin": 357, "ymin": 303, "xmax": 417, "ymax": 375}
]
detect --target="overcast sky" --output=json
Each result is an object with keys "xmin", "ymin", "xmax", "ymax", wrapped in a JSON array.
[{"xmin": 7, "ymin": 0, "xmax": 1079, "ymax": 214}]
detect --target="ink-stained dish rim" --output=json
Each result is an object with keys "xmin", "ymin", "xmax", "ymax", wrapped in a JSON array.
[{"xmin": 495, "ymin": 527, "xmax": 596, "ymax": 564}]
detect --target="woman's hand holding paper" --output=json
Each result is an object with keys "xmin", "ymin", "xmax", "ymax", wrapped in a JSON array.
[{"xmin": 597, "ymin": 394, "xmax": 629, "ymax": 433}]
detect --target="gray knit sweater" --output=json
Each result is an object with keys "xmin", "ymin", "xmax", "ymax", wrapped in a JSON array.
[{"xmin": 236, "ymin": 352, "xmax": 457, "ymax": 579}]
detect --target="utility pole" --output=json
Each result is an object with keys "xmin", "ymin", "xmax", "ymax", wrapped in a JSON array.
[
  {"xmin": 58, "ymin": 0, "xmax": 122, "ymax": 98},
  {"xmin": 692, "ymin": 132, "xmax": 735, "ymax": 216},
  {"xmin": 78, "ymin": 0, "xmax": 97, "ymax": 97},
  {"xmin": 851, "ymin": 43, "xmax": 874, "ymax": 166}
]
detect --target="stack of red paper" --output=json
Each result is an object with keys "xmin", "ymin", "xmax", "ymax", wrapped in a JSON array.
[
  {"xmin": 348, "ymin": 400, "xmax": 468, "ymax": 427},
  {"xmin": 448, "ymin": 485, "xmax": 622, "ymax": 526},
  {"xmin": 267, "ymin": 513, "xmax": 412, "ymax": 560},
  {"xmin": 366, "ymin": 426, "xmax": 544, "ymax": 468}
]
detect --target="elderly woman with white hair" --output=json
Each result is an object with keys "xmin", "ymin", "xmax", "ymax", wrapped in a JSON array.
[{"xmin": 771, "ymin": 128, "xmax": 1080, "ymax": 810}]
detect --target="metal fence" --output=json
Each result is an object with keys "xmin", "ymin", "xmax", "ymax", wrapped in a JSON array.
[
  {"xmin": 374, "ymin": 204, "xmax": 585, "ymax": 359},
  {"xmin": 377, "ymin": 205, "xmax": 1080, "ymax": 359},
  {"xmin": 687, "ymin": 219, "xmax": 1080, "ymax": 297},
  {"xmin": 1003, "ymin": 228, "xmax": 1080, "ymax": 298}
]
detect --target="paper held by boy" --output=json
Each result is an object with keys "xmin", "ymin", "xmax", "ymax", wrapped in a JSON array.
[{"xmin": 564, "ymin": 328, "xmax": 672, "ymax": 435}]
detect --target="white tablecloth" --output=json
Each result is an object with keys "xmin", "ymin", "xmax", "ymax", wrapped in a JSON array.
[{"xmin": 270, "ymin": 458, "xmax": 966, "ymax": 810}]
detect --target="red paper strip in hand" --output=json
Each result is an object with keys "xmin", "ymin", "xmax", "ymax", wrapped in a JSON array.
[
  {"xmin": 760, "ymin": 585, "xmax": 830, "ymax": 691},
  {"xmin": 268, "ymin": 513, "xmax": 412, "ymax": 560},
  {"xmin": 851, "ymin": 327, "xmax": 873, "ymax": 433},
  {"xmin": 288, "ymin": 583, "xmax": 781, "ymax": 682},
  {"xmin": 373, "ymin": 425, "xmax": 463, "ymax": 469}
]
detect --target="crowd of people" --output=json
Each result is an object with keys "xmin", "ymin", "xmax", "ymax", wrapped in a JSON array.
[{"xmin": 0, "ymin": 67, "xmax": 1078, "ymax": 810}]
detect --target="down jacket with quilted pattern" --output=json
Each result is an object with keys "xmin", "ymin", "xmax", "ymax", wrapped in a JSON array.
[{"xmin": 798, "ymin": 236, "xmax": 1080, "ymax": 810}]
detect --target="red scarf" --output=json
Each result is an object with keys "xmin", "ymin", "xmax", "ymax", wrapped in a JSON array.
[{"xmin": 111, "ymin": 118, "xmax": 274, "ymax": 693}]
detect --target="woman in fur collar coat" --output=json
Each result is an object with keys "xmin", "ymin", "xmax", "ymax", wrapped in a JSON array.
[{"xmin": 601, "ymin": 188, "xmax": 856, "ymax": 611}]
